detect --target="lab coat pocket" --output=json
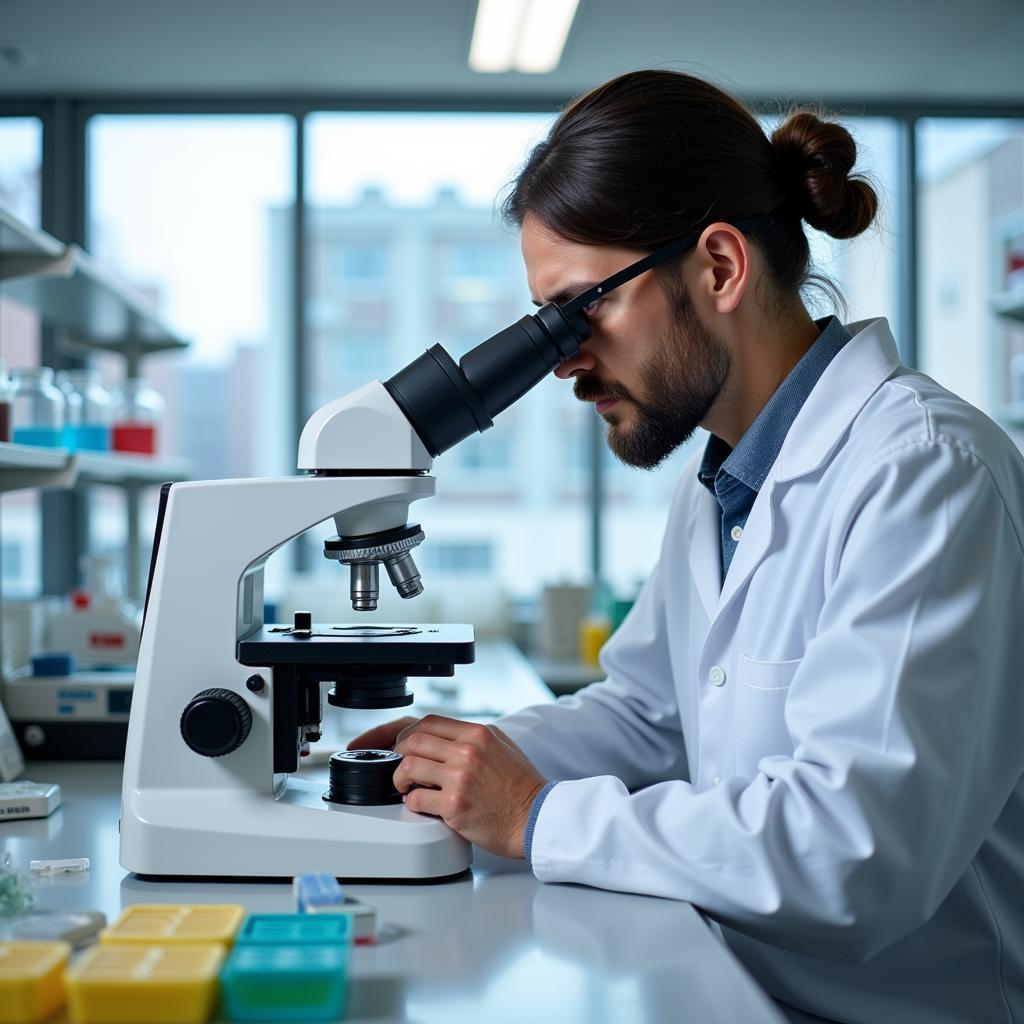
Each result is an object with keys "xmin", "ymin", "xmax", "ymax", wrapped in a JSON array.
[{"xmin": 734, "ymin": 654, "xmax": 800, "ymax": 779}]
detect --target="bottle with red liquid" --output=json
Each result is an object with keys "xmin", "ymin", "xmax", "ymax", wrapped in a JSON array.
[
  {"xmin": 111, "ymin": 378, "xmax": 164, "ymax": 456},
  {"xmin": 0, "ymin": 358, "xmax": 13, "ymax": 443}
]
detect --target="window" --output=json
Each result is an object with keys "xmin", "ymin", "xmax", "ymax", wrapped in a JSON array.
[
  {"xmin": 306, "ymin": 112, "xmax": 589, "ymax": 596},
  {"xmin": 917, "ymin": 119, "xmax": 1024, "ymax": 432},
  {"xmin": 87, "ymin": 115, "xmax": 296, "ymax": 590},
  {"xmin": 0, "ymin": 116, "xmax": 43, "ymax": 598}
]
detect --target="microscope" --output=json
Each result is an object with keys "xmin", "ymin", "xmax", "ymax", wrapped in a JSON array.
[{"xmin": 118, "ymin": 228, "xmax": 696, "ymax": 880}]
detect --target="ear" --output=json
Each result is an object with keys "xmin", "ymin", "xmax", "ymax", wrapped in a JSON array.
[{"xmin": 693, "ymin": 222, "xmax": 750, "ymax": 314}]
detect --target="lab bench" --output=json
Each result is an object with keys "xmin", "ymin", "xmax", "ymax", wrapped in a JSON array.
[{"xmin": 0, "ymin": 643, "xmax": 785, "ymax": 1024}]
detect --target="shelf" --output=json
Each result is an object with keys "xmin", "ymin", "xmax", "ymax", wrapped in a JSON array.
[
  {"xmin": 0, "ymin": 442, "xmax": 192, "ymax": 494},
  {"xmin": 76, "ymin": 450, "xmax": 193, "ymax": 486},
  {"xmin": 993, "ymin": 282, "xmax": 1024, "ymax": 322},
  {"xmin": 2, "ymin": 244, "xmax": 189, "ymax": 371},
  {"xmin": 0, "ymin": 206, "xmax": 65, "ymax": 282}
]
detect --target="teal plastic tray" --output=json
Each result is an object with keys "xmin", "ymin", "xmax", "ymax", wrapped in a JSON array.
[
  {"xmin": 220, "ymin": 945, "xmax": 348, "ymax": 1022},
  {"xmin": 235, "ymin": 914, "xmax": 352, "ymax": 947}
]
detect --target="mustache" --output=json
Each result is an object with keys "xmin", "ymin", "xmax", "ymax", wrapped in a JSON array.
[{"xmin": 573, "ymin": 374, "xmax": 633, "ymax": 405}]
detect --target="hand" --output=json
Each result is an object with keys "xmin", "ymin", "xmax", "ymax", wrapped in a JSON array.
[
  {"xmin": 393, "ymin": 715, "xmax": 547, "ymax": 860},
  {"xmin": 347, "ymin": 716, "xmax": 419, "ymax": 752}
]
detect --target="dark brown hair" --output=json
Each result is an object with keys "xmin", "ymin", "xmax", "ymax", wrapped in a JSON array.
[{"xmin": 501, "ymin": 69, "xmax": 879, "ymax": 317}]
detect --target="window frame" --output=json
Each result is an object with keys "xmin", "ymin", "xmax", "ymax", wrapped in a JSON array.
[{"xmin": 3, "ymin": 94, "xmax": 1023, "ymax": 593}]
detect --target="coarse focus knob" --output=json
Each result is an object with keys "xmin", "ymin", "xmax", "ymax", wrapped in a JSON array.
[{"xmin": 180, "ymin": 688, "xmax": 252, "ymax": 757}]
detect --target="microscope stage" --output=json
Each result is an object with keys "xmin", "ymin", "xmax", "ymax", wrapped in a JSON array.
[{"xmin": 237, "ymin": 623, "xmax": 475, "ymax": 667}]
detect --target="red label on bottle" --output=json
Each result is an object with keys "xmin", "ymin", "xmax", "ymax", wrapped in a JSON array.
[{"xmin": 89, "ymin": 632, "xmax": 125, "ymax": 649}]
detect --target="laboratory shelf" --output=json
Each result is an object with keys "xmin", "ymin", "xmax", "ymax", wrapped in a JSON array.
[
  {"xmin": 0, "ymin": 442, "xmax": 76, "ymax": 494},
  {"xmin": 0, "ymin": 443, "xmax": 192, "ymax": 494},
  {"xmin": 1, "ymin": 244, "xmax": 189, "ymax": 373},
  {"xmin": 0, "ymin": 205, "xmax": 65, "ymax": 283},
  {"xmin": 75, "ymin": 451, "xmax": 193, "ymax": 486},
  {"xmin": 993, "ymin": 282, "xmax": 1024, "ymax": 323}
]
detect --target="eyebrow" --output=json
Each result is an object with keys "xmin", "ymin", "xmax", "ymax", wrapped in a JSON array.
[{"xmin": 530, "ymin": 281, "xmax": 600, "ymax": 308}]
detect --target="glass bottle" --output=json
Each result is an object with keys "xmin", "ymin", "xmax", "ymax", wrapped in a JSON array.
[
  {"xmin": 111, "ymin": 379, "xmax": 164, "ymax": 456},
  {"xmin": 0, "ymin": 358, "xmax": 14, "ymax": 443},
  {"xmin": 55, "ymin": 370, "xmax": 83, "ymax": 451},
  {"xmin": 64, "ymin": 368, "xmax": 112, "ymax": 451},
  {"xmin": 11, "ymin": 367, "xmax": 65, "ymax": 448}
]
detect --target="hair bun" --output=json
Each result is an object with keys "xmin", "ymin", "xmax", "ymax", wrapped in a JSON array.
[{"xmin": 771, "ymin": 110, "xmax": 878, "ymax": 239}]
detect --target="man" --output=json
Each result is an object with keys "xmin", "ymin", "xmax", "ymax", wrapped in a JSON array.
[{"xmin": 352, "ymin": 70, "xmax": 1024, "ymax": 1023}]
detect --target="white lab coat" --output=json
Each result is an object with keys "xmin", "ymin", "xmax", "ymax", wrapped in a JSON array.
[{"xmin": 498, "ymin": 318, "xmax": 1024, "ymax": 1024}]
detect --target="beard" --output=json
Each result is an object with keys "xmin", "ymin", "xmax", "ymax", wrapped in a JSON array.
[{"xmin": 573, "ymin": 284, "xmax": 731, "ymax": 469}]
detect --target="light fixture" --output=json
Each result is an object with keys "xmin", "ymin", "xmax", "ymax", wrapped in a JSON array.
[{"xmin": 469, "ymin": 0, "xmax": 581, "ymax": 75}]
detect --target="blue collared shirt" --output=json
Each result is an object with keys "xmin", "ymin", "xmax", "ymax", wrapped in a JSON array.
[
  {"xmin": 697, "ymin": 315, "xmax": 852, "ymax": 581},
  {"xmin": 524, "ymin": 315, "xmax": 852, "ymax": 865}
]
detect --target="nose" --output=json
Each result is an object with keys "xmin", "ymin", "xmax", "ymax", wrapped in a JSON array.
[{"xmin": 554, "ymin": 343, "xmax": 596, "ymax": 380}]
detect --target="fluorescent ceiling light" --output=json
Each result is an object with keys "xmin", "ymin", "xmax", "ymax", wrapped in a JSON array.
[
  {"xmin": 469, "ymin": 0, "xmax": 580, "ymax": 75},
  {"xmin": 515, "ymin": 0, "xmax": 581, "ymax": 74}
]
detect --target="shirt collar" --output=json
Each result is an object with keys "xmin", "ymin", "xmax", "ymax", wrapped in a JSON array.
[{"xmin": 698, "ymin": 315, "xmax": 852, "ymax": 496}]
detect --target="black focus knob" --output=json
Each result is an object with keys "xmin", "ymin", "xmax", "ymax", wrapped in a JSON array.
[{"xmin": 180, "ymin": 688, "xmax": 252, "ymax": 757}]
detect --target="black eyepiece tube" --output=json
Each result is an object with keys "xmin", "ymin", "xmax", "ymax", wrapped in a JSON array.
[{"xmin": 384, "ymin": 302, "xmax": 589, "ymax": 458}]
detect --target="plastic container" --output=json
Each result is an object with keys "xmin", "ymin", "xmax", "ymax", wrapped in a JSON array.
[
  {"xmin": 0, "ymin": 940, "xmax": 70, "ymax": 1024},
  {"xmin": 64, "ymin": 943, "xmax": 224, "ymax": 1024},
  {"xmin": 10, "ymin": 368, "xmax": 65, "ymax": 448},
  {"xmin": 0, "ymin": 359, "xmax": 14, "ymax": 444},
  {"xmin": 63, "ymin": 369, "xmax": 112, "ymax": 451},
  {"xmin": 235, "ymin": 914, "xmax": 352, "ymax": 948},
  {"xmin": 100, "ymin": 905, "xmax": 245, "ymax": 948},
  {"xmin": 220, "ymin": 944, "xmax": 348, "ymax": 1022},
  {"xmin": 111, "ymin": 378, "xmax": 163, "ymax": 456}
]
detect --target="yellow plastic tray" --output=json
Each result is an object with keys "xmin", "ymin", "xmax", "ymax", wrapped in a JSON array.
[
  {"xmin": 100, "ymin": 904, "xmax": 245, "ymax": 947},
  {"xmin": 0, "ymin": 941, "xmax": 71, "ymax": 1024},
  {"xmin": 64, "ymin": 943, "xmax": 225, "ymax": 1024}
]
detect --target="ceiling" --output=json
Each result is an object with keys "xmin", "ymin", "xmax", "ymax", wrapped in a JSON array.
[{"xmin": 0, "ymin": 0, "xmax": 1022, "ymax": 106}]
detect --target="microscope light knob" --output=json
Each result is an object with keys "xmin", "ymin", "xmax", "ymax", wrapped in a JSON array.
[{"xmin": 180, "ymin": 688, "xmax": 252, "ymax": 757}]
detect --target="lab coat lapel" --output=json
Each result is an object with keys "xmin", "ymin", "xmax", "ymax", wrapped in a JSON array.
[
  {"xmin": 709, "ymin": 318, "xmax": 902, "ymax": 621},
  {"xmin": 688, "ymin": 483, "xmax": 721, "ymax": 621}
]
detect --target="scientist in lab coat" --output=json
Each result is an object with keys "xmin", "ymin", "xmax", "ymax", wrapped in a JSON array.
[{"xmin": 351, "ymin": 70, "xmax": 1024, "ymax": 1023}]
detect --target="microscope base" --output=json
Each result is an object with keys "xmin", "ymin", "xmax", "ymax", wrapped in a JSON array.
[{"xmin": 120, "ymin": 775, "xmax": 472, "ymax": 880}]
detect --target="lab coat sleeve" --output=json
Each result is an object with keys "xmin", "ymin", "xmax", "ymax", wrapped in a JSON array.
[
  {"xmin": 495, "ymin": 550, "xmax": 684, "ymax": 789},
  {"xmin": 527, "ymin": 439, "xmax": 1024, "ymax": 962}
]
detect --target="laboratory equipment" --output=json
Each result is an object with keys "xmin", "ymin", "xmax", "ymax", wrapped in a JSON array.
[
  {"xmin": 3, "ymin": 666, "xmax": 134, "ymax": 760},
  {"xmin": 220, "ymin": 944, "xmax": 349, "ymax": 1023},
  {"xmin": 45, "ymin": 555, "xmax": 142, "ymax": 668},
  {"xmin": 111, "ymin": 378, "xmax": 163, "ymax": 455},
  {"xmin": 64, "ymin": 944, "xmax": 224, "ymax": 1024},
  {"xmin": 119, "ymin": 228, "xmax": 698, "ymax": 880},
  {"xmin": 62, "ymin": 370, "xmax": 112, "ymax": 452},
  {"xmin": 0, "ymin": 941, "xmax": 70, "ymax": 1024},
  {"xmin": 100, "ymin": 905, "xmax": 245, "ymax": 947},
  {"xmin": 0, "ymin": 359, "xmax": 13, "ymax": 443},
  {"xmin": 29, "ymin": 859, "xmax": 90, "ymax": 876},
  {"xmin": 10, "ymin": 368, "xmax": 64, "ymax": 449},
  {"xmin": 13, "ymin": 912, "xmax": 107, "ymax": 949},
  {"xmin": 0, "ymin": 782, "xmax": 61, "ymax": 821}
]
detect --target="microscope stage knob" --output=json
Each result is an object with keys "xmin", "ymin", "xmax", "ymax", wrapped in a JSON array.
[{"xmin": 180, "ymin": 688, "xmax": 252, "ymax": 757}]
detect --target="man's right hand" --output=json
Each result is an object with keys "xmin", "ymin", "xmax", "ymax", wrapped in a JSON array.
[{"xmin": 347, "ymin": 716, "xmax": 420, "ymax": 752}]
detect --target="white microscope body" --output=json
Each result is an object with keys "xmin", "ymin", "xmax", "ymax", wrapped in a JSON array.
[{"xmin": 119, "ymin": 381, "xmax": 473, "ymax": 879}]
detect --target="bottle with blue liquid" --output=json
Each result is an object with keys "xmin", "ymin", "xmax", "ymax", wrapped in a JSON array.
[
  {"xmin": 63, "ymin": 368, "xmax": 112, "ymax": 451},
  {"xmin": 11, "ymin": 367, "xmax": 65, "ymax": 448}
]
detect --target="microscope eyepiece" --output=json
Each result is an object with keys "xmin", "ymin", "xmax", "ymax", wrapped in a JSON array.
[{"xmin": 384, "ymin": 302, "xmax": 590, "ymax": 458}]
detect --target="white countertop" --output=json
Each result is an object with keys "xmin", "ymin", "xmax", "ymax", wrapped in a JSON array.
[{"xmin": 0, "ymin": 643, "xmax": 785, "ymax": 1024}]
